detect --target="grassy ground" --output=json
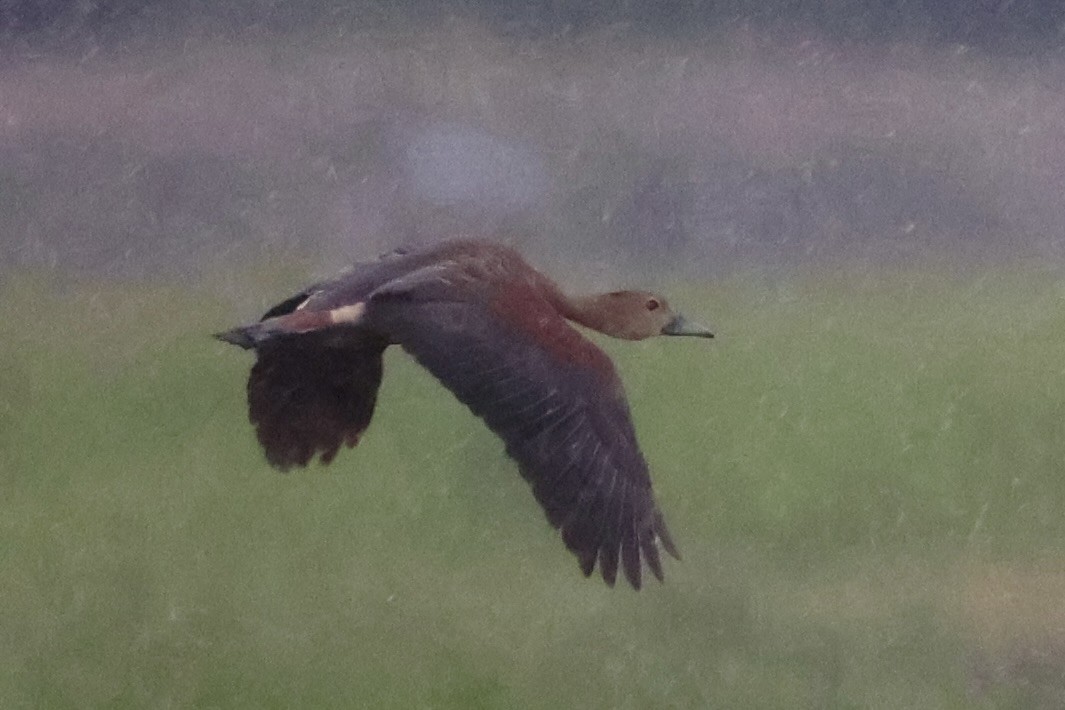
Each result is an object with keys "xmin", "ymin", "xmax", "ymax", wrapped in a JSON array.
[{"xmin": 3, "ymin": 263, "xmax": 1065, "ymax": 708}]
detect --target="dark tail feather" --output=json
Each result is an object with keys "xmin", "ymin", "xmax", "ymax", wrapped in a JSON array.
[
  {"xmin": 216, "ymin": 310, "xmax": 344, "ymax": 351},
  {"xmin": 214, "ymin": 325, "xmax": 260, "ymax": 350}
]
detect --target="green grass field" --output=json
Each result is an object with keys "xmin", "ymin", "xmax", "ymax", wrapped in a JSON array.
[{"xmin": 4, "ymin": 264, "xmax": 1065, "ymax": 708}]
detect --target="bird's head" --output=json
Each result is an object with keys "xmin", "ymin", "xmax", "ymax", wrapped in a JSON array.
[{"xmin": 582, "ymin": 290, "xmax": 714, "ymax": 341}]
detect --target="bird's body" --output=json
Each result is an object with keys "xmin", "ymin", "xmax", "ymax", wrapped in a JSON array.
[{"xmin": 217, "ymin": 239, "xmax": 712, "ymax": 589}]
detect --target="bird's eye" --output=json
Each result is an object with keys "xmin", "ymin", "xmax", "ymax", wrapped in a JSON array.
[{"xmin": 646, "ymin": 298, "xmax": 660, "ymax": 311}]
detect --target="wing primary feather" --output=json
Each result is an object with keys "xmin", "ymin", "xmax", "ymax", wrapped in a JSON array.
[
  {"xmin": 577, "ymin": 548, "xmax": 596, "ymax": 577},
  {"xmin": 559, "ymin": 450, "xmax": 613, "ymax": 563},
  {"xmin": 536, "ymin": 434, "xmax": 596, "ymax": 511},
  {"xmin": 578, "ymin": 453, "xmax": 622, "ymax": 583},
  {"xmin": 538, "ymin": 458, "xmax": 586, "ymax": 527},
  {"xmin": 640, "ymin": 525, "xmax": 664, "ymax": 582},
  {"xmin": 621, "ymin": 492, "xmax": 642, "ymax": 590},
  {"xmin": 654, "ymin": 510, "xmax": 681, "ymax": 561},
  {"xmin": 597, "ymin": 477, "xmax": 627, "ymax": 588},
  {"xmin": 556, "ymin": 443, "xmax": 610, "ymax": 532},
  {"xmin": 320, "ymin": 444, "xmax": 340, "ymax": 465}
]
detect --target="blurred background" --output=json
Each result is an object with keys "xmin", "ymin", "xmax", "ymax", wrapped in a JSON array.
[
  {"xmin": 3, "ymin": 0, "xmax": 1064, "ymax": 282},
  {"xmin": 3, "ymin": 1, "xmax": 1065, "ymax": 707}
]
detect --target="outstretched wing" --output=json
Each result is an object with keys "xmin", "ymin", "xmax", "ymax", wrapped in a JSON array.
[
  {"xmin": 247, "ymin": 335, "xmax": 385, "ymax": 471},
  {"xmin": 368, "ymin": 285, "xmax": 679, "ymax": 589}
]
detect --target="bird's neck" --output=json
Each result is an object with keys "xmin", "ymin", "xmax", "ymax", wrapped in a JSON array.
[{"xmin": 561, "ymin": 293, "xmax": 625, "ymax": 338}]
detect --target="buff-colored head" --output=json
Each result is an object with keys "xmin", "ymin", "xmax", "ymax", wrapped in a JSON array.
[{"xmin": 572, "ymin": 290, "xmax": 714, "ymax": 341}]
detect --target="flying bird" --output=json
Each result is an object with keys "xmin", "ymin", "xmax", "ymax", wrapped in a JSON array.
[{"xmin": 216, "ymin": 239, "xmax": 713, "ymax": 589}]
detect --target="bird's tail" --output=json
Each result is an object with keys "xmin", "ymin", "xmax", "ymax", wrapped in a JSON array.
[
  {"xmin": 214, "ymin": 309, "xmax": 348, "ymax": 350},
  {"xmin": 213, "ymin": 324, "xmax": 262, "ymax": 350}
]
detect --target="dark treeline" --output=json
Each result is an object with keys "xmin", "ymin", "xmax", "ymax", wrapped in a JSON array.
[{"xmin": 3, "ymin": 0, "xmax": 1064, "ymax": 54}]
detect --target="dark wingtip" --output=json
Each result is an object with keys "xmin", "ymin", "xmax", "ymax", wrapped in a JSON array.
[
  {"xmin": 578, "ymin": 550, "xmax": 596, "ymax": 578},
  {"xmin": 600, "ymin": 545, "xmax": 620, "ymax": 588},
  {"xmin": 621, "ymin": 502, "xmax": 643, "ymax": 590},
  {"xmin": 654, "ymin": 510, "xmax": 681, "ymax": 561},
  {"xmin": 319, "ymin": 445, "xmax": 340, "ymax": 465},
  {"xmin": 641, "ymin": 529, "xmax": 665, "ymax": 583}
]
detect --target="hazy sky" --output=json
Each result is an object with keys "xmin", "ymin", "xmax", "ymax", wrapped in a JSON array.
[
  {"xmin": 2, "ymin": 0, "xmax": 1064, "ymax": 282},
  {"xmin": 4, "ymin": 0, "xmax": 1065, "ymax": 53}
]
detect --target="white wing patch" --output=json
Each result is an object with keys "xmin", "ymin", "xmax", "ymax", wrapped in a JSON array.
[{"xmin": 329, "ymin": 302, "xmax": 367, "ymax": 324}]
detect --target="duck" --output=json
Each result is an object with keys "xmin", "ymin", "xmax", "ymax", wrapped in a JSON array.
[{"xmin": 216, "ymin": 239, "xmax": 713, "ymax": 589}]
